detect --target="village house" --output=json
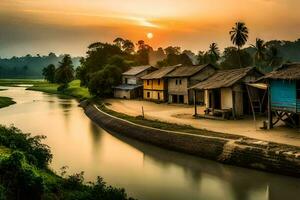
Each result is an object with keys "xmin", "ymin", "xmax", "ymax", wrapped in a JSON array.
[
  {"xmin": 190, "ymin": 67, "xmax": 263, "ymax": 119},
  {"xmin": 165, "ymin": 64, "xmax": 216, "ymax": 104},
  {"xmin": 141, "ymin": 65, "xmax": 180, "ymax": 102},
  {"xmin": 113, "ymin": 65, "xmax": 157, "ymax": 99},
  {"xmin": 260, "ymin": 63, "xmax": 300, "ymax": 129}
]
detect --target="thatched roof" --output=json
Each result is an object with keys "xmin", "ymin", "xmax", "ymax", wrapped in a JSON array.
[
  {"xmin": 122, "ymin": 65, "xmax": 155, "ymax": 76},
  {"xmin": 262, "ymin": 63, "xmax": 300, "ymax": 80},
  {"xmin": 141, "ymin": 65, "xmax": 181, "ymax": 80},
  {"xmin": 165, "ymin": 64, "xmax": 215, "ymax": 78},
  {"xmin": 190, "ymin": 67, "xmax": 259, "ymax": 90}
]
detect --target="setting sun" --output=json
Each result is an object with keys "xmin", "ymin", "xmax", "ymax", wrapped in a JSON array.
[{"xmin": 147, "ymin": 32, "xmax": 154, "ymax": 39}]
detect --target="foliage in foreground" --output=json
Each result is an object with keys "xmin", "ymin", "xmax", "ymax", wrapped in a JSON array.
[{"xmin": 0, "ymin": 125, "xmax": 134, "ymax": 200}]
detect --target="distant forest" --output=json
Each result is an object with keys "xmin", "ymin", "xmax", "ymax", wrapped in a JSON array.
[
  {"xmin": 246, "ymin": 39, "xmax": 300, "ymax": 62},
  {"xmin": 0, "ymin": 53, "xmax": 81, "ymax": 78},
  {"xmin": 0, "ymin": 39, "xmax": 300, "ymax": 79}
]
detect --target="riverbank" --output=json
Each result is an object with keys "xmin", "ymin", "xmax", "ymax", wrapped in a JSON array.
[
  {"xmin": 83, "ymin": 102, "xmax": 300, "ymax": 177},
  {"xmin": 0, "ymin": 125, "xmax": 134, "ymax": 200},
  {"xmin": 0, "ymin": 79, "xmax": 91, "ymax": 100},
  {"xmin": 0, "ymin": 96, "xmax": 15, "ymax": 108}
]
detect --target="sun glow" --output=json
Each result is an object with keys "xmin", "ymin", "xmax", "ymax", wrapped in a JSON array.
[{"xmin": 147, "ymin": 32, "xmax": 154, "ymax": 39}]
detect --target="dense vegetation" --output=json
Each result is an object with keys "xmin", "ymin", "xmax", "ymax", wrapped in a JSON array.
[
  {"xmin": 0, "ymin": 53, "xmax": 80, "ymax": 78},
  {"xmin": 0, "ymin": 125, "xmax": 134, "ymax": 200},
  {"xmin": 0, "ymin": 97, "xmax": 15, "ymax": 108}
]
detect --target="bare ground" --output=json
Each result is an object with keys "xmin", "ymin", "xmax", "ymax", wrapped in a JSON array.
[{"xmin": 105, "ymin": 99, "xmax": 300, "ymax": 147}]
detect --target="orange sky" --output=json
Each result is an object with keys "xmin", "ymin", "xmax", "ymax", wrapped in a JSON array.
[{"xmin": 0, "ymin": 0, "xmax": 300, "ymax": 57}]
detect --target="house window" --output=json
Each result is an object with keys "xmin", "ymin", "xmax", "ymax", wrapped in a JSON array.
[
  {"xmin": 147, "ymin": 92, "xmax": 150, "ymax": 98},
  {"xmin": 147, "ymin": 80, "xmax": 150, "ymax": 85},
  {"xmin": 158, "ymin": 79, "xmax": 160, "ymax": 85},
  {"xmin": 125, "ymin": 78, "xmax": 128, "ymax": 84},
  {"xmin": 179, "ymin": 79, "xmax": 182, "ymax": 85},
  {"xmin": 175, "ymin": 80, "xmax": 178, "ymax": 85}
]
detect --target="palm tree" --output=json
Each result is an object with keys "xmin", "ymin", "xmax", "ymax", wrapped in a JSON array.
[
  {"xmin": 55, "ymin": 55, "xmax": 74, "ymax": 85},
  {"xmin": 208, "ymin": 43, "xmax": 220, "ymax": 63},
  {"xmin": 267, "ymin": 46, "xmax": 282, "ymax": 67},
  {"xmin": 251, "ymin": 38, "xmax": 267, "ymax": 66},
  {"xmin": 229, "ymin": 22, "xmax": 249, "ymax": 67}
]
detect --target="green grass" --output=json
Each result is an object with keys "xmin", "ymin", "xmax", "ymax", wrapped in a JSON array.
[
  {"xmin": 0, "ymin": 96, "xmax": 16, "ymax": 108},
  {"xmin": 0, "ymin": 79, "xmax": 91, "ymax": 100},
  {"xmin": 28, "ymin": 80, "xmax": 91, "ymax": 100},
  {"xmin": 0, "ymin": 79, "xmax": 43, "ymax": 86},
  {"xmin": 100, "ymin": 104, "xmax": 242, "ymax": 140}
]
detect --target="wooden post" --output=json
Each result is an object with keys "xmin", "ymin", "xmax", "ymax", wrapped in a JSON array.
[
  {"xmin": 142, "ymin": 106, "xmax": 145, "ymax": 119},
  {"xmin": 267, "ymin": 82, "xmax": 273, "ymax": 129},
  {"xmin": 194, "ymin": 90, "xmax": 197, "ymax": 116},
  {"xmin": 211, "ymin": 90, "xmax": 215, "ymax": 115},
  {"xmin": 246, "ymin": 85, "xmax": 257, "ymax": 129},
  {"xmin": 232, "ymin": 88, "xmax": 236, "ymax": 120}
]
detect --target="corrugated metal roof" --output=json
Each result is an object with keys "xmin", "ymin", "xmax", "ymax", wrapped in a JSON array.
[
  {"xmin": 113, "ymin": 84, "xmax": 142, "ymax": 90},
  {"xmin": 165, "ymin": 64, "xmax": 214, "ymax": 78},
  {"xmin": 122, "ymin": 65, "xmax": 155, "ymax": 76},
  {"xmin": 141, "ymin": 65, "xmax": 181, "ymax": 80},
  {"xmin": 190, "ymin": 67, "xmax": 258, "ymax": 90}
]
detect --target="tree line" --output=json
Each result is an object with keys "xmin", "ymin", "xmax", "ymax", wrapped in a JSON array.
[
  {"xmin": 42, "ymin": 21, "xmax": 300, "ymax": 97},
  {"xmin": 0, "ymin": 53, "xmax": 80, "ymax": 78}
]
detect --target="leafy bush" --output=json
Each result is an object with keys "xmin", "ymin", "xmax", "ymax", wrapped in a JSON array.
[{"xmin": 0, "ymin": 125, "xmax": 52, "ymax": 168}]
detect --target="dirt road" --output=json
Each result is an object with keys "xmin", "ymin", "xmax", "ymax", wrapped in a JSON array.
[{"xmin": 105, "ymin": 99, "xmax": 300, "ymax": 147}]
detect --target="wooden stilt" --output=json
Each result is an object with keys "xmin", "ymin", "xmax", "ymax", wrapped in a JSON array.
[
  {"xmin": 267, "ymin": 82, "xmax": 273, "ymax": 129},
  {"xmin": 193, "ymin": 90, "xmax": 197, "ymax": 116}
]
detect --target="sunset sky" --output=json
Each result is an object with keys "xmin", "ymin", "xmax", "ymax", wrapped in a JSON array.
[{"xmin": 1, "ymin": 0, "xmax": 300, "ymax": 57}]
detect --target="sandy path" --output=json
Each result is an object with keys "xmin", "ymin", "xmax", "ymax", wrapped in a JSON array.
[{"xmin": 105, "ymin": 99, "xmax": 300, "ymax": 147}]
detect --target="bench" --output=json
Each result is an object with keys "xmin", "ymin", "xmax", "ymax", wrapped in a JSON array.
[{"xmin": 204, "ymin": 108, "xmax": 232, "ymax": 119}]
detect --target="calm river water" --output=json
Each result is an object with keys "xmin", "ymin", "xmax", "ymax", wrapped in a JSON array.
[{"xmin": 0, "ymin": 86, "xmax": 299, "ymax": 200}]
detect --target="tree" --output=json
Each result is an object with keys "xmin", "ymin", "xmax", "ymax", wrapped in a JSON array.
[
  {"xmin": 229, "ymin": 22, "xmax": 249, "ymax": 67},
  {"xmin": 207, "ymin": 43, "xmax": 220, "ymax": 64},
  {"xmin": 123, "ymin": 40, "xmax": 135, "ymax": 54},
  {"xmin": 164, "ymin": 46, "xmax": 181, "ymax": 55},
  {"xmin": 42, "ymin": 64, "xmax": 56, "ymax": 83},
  {"xmin": 267, "ymin": 46, "xmax": 283, "ymax": 67},
  {"xmin": 22, "ymin": 65, "xmax": 28, "ymax": 77},
  {"xmin": 136, "ymin": 40, "xmax": 153, "ymax": 65},
  {"xmin": 55, "ymin": 55, "xmax": 74, "ymax": 85},
  {"xmin": 113, "ymin": 37, "xmax": 125, "ymax": 48},
  {"xmin": 220, "ymin": 47, "xmax": 253, "ymax": 69},
  {"xmin": 88, "ymin": 65, "xmax": 123, "ymax": 97},
  {"xmin": 251, "ymin": 38, "xmax": 267, "ymax": 66}
]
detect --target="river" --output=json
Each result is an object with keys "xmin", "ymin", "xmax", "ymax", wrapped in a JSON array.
[{"xmin": 0, "ymin": 86, "xmax": 299, "ymax": 200}]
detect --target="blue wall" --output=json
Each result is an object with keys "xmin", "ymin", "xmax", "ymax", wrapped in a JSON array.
[{"xmin": 271, "ymin": 80, "xmax": 297, "ymax": 112}]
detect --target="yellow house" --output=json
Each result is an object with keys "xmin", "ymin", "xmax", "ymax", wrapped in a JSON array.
[{"xmin": 141, "ymin": 65, "xmax": 179, "ymax": 102}]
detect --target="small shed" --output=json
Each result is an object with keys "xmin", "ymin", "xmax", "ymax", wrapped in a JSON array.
[
  {"xmin": 263, "ymin": 63, "xmax": 300, "ymax": 113},
  {"xmin": 261, "ymin": 63, "xmax": 300, "ymax": 128},
  {"xmin": 190, "ymin": 67, "xmax": 263, "ymax": 119}
]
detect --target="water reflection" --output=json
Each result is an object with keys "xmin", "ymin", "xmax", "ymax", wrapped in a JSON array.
[{"xmin": 0, "ymin": 86, "xmax": 299, "ymax": 200}]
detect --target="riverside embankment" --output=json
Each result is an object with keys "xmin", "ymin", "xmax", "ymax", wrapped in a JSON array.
[{"xmin": 83, "ymin": 103, "xmax": 300, "ymax": 177}]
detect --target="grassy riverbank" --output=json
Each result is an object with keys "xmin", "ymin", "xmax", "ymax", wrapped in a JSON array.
[
  {"xmin": 0, "ymin": 125, "xmax": 134, "ymax": 200},
  {"xmin": 0, "ymin": 97, "xmax": 16, "ymax": 108},
  {"xmin": 0, "ymin": 79, "xmax": 91, "ymax": 100}
]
